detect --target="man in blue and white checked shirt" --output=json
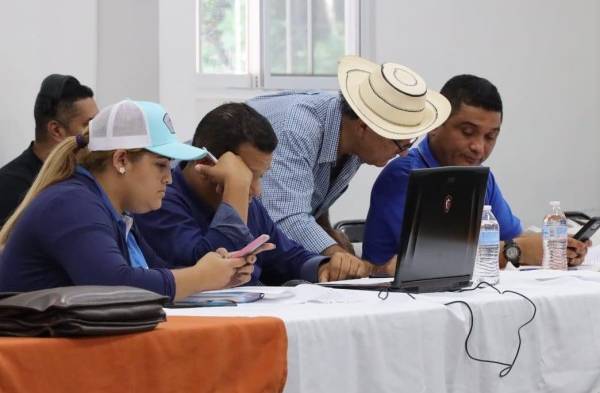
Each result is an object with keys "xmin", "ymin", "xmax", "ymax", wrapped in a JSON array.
[{"xmin": 248, "ymin": 55, "xmax": 452, "ymax": 271}]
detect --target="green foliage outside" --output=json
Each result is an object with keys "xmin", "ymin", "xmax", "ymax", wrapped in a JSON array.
[{"xmin": 200, "ymin": 0, "xmax": 344, "ymax": 75}]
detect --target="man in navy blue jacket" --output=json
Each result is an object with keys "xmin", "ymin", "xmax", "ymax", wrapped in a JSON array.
[{"xmin": 137, "ymin": 103, "xmax": 370, "ymax": 285}]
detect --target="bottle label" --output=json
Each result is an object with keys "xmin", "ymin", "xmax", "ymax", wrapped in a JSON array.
[
  {"xmin": 479, "ymin": 231, "xmax": 500, "ymax": 246},
  {"xmin": 542, "ymin": 225, "xmax": 568, "ymax": 238}
]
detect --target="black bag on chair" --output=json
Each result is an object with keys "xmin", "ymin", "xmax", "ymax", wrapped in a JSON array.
[{"xmin": 0, "ymin": 286, "xmax": 168, "ymax": 337}]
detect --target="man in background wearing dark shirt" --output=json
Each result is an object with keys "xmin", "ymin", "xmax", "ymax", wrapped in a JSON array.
[{"xmin": 0, "ymin": 74, "xmax": 98, "ymax": 224}]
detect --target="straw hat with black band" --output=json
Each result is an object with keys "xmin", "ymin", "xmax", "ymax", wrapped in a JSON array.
[{"xmin": 338, "ymin": 55, "xmax": 451, "ymax": 140}]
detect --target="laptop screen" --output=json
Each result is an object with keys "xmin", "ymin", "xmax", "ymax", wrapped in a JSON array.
[{"xmin": 393, "ymin": 166, "xmax": 489, "ymax": 289}]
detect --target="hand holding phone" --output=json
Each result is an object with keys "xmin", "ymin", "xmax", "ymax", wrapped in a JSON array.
[
  {"xmin": 573, "ymin": 217, "xmax": 600, "ymax": 242},
  {"xmin": 229, "ymin": 234, "xmax": 270, "ymax": 258}
]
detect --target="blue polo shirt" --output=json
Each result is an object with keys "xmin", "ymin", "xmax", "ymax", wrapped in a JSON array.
[
  {"xmin": 136, "ymin": 165, "xmax": 327, "ymax": 285},
  {"xmin": 0, "ymin": 167, "xmax": 176, "ymax": 299},
  {"xmin": 363, "ymin": 137, "xmax": 523, "ymax": 264}
]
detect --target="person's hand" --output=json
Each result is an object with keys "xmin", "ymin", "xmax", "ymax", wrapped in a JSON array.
[
  {"xmin": 567, "ymin": 236, "xmax": 591, "ymax": 267},
  {"xmin": 216, "ymin": 244, "xmax": 276, "ymax": 287},
  {"xmin": 370, "ymin": 255, "xmax": 397, "ymax": 277},
  {"xmin": 194, "ymin": 151, "xmax": 252, "ymax": 191},
  {"xmin": 330, "ymin": 229, "xmax": 355, "ymax": 255},
  {"xmin": 226, "ymin": 254, "xmax": 257, "ymax": 287},
  {"xmin": 318, "ymin": 252, "xmax": 371, "ymax": 282},
  {"xmin": 193, "ymin": 251, "xmax": 249, "ymax": 291}
]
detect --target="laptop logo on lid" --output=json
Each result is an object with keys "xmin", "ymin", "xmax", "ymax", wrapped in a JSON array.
[{"xmin": 443, "ymin": 194, "xmax": 453, "ymax": 213}]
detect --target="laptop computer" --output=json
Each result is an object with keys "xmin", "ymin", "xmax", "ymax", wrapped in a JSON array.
[{"xmin": 323, "ymin": 166, "xmax": 490, "ymax": 293}]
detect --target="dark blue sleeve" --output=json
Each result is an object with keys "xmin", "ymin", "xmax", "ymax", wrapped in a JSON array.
[
  {"xmin": 485, "ymin": 172, "xmax": 523, "ymax": 240},
  {"xmin": 136, "ymin": 189, "xmax": 253, "ymax": 266},
  {"xmin": 253, "ymin": 200, "xmax": 327, "ymax": 284},
  {"xmin": 132, "ymin": 223, "xmax": 170, "ymax": 269},
  {"xmin": 362, "ymin": 159, "xmax": 411, "ymax": 264},
  {"xmin": 38, "ymin": 195, "xmax": 176, "ymax": 300}
]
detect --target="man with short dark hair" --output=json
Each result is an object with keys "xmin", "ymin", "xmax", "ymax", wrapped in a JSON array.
[
  {"xmin": 136, "ymin": 103, "xmax": 370, "ymax": 284},
  {"xmin": 248, "ymin": 55, "xmax": 450, "ymax": 273},
  {"xmin": 0, "ymin": 74, "xmax": 98, "ymax": 224},
  {"xmin": 363, "ymin": 74, "xmax": 589, "ymax": 268}
]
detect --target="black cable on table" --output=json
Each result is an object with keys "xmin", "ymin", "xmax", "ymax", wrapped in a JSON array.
[{"xmin": 378, "ymin": 280, "xmax": 537, "ymax": 377}]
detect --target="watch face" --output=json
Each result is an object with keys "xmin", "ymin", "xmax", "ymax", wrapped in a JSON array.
[{"xmin": 506, "ymin": 247, "xmax": 520, "ymax": 260}]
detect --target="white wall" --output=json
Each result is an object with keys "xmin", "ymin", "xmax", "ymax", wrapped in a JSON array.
[
  {"xmin": 96, "ymin": 0, "xmax": 159, "ymax": 106},
  {"xmin": 331, "ymin": 0, "xmax": 600, "ymax": 227},
  {"xmin": 0, "ymin": 0, "xmax": 97, "ymax": 166},
  {"xmin": 158, "ymin": 0, "xmax": 199, "ymax": 142}
]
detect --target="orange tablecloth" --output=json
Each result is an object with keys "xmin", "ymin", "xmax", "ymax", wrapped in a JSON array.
[{"xmin": 0, "ymin": 315, "xmax": 287, "ymax": 393}]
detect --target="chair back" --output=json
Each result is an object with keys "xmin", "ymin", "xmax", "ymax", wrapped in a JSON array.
[{"xmin": 333, "ymin": 220, "xmax": 365, "ymax": 243}]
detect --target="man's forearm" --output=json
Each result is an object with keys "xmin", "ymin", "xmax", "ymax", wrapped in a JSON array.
[
  {"xmin": 316, "ymin": 211, "xmax": 334, "ymax": 236},
  {"xmin": 499, "ymin": 235, "xmax": 544, "ymax": 269},
  {"xmin": 221, "ymin": 180, "xmax": 250, "ymax": 224},
  {"xmin": 316, "ymin": 211, "xmax": 355, "ymax": 254},
  {"xmin": 498, "ymin": 241, "xmax": 508, "ymax": 268}
]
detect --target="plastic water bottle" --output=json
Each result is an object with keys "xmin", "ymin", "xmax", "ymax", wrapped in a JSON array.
[
  {"xmin": 542, "ymin": 201, "xmax": 568, "ymax": 270},
  {"xmin": 473, "ymin": 205, "xmax": 500, "ymax": 284}
]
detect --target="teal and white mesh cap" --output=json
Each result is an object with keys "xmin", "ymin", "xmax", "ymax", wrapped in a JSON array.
[{"xmin": 88, "ymin": 99, "xmax": 207, "ymax": 161}]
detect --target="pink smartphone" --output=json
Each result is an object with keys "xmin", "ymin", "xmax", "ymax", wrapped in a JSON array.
[{"xmin": 229, "ymin": 234, "xmax": 270, "ymax": 258}]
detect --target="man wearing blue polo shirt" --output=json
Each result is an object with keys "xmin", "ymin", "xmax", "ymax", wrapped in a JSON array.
[{"xmin": 363, "ymin": 74, "xmax": 589, "ymax": 268}]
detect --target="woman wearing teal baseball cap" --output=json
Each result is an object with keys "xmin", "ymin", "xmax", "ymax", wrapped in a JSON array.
[{"xmin": 0, "ymin": 100, "xmax": 270, "ymax": 301}]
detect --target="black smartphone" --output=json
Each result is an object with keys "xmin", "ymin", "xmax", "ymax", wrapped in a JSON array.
[{"xmin": 573, "ymin": 217, "xmax": 600, "ymax": 242}]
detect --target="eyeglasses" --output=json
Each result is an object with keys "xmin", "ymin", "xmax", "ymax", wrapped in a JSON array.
[{"xmin": 393, "ymin": 137, "xmax": 418, "ymax": 154}]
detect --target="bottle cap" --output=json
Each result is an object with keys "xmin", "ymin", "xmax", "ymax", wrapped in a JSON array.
[
  {"xmin": 483, "ymin": 205, "xmax": 492, "ymax": 211},
  {"xmin": 550, "ymin": 201, "xmax": 561, "ymax": 206}
]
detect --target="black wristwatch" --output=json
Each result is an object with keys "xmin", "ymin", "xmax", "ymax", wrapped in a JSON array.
[{"xmin": 503, "ymin": 240, "xmax": 522, "ymax": 268}]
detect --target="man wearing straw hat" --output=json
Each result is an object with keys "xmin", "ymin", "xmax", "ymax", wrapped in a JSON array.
[{"xmin": 248, "ymin": 55, "xmax": 450, "ymax": 270}]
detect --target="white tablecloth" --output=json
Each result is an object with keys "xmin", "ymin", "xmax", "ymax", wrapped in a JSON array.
[{"xmin": 168, "ymin": 270, "xmax": 600, "ymax": 393}]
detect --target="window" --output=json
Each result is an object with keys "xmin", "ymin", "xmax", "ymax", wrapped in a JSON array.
[
  {"xmin": 197, "ymin": 0, "xmax": 248, "ymax": 74},
  {"xmin": 196, "ymin": 0, "xmax": 362, "ymax": 89}
]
